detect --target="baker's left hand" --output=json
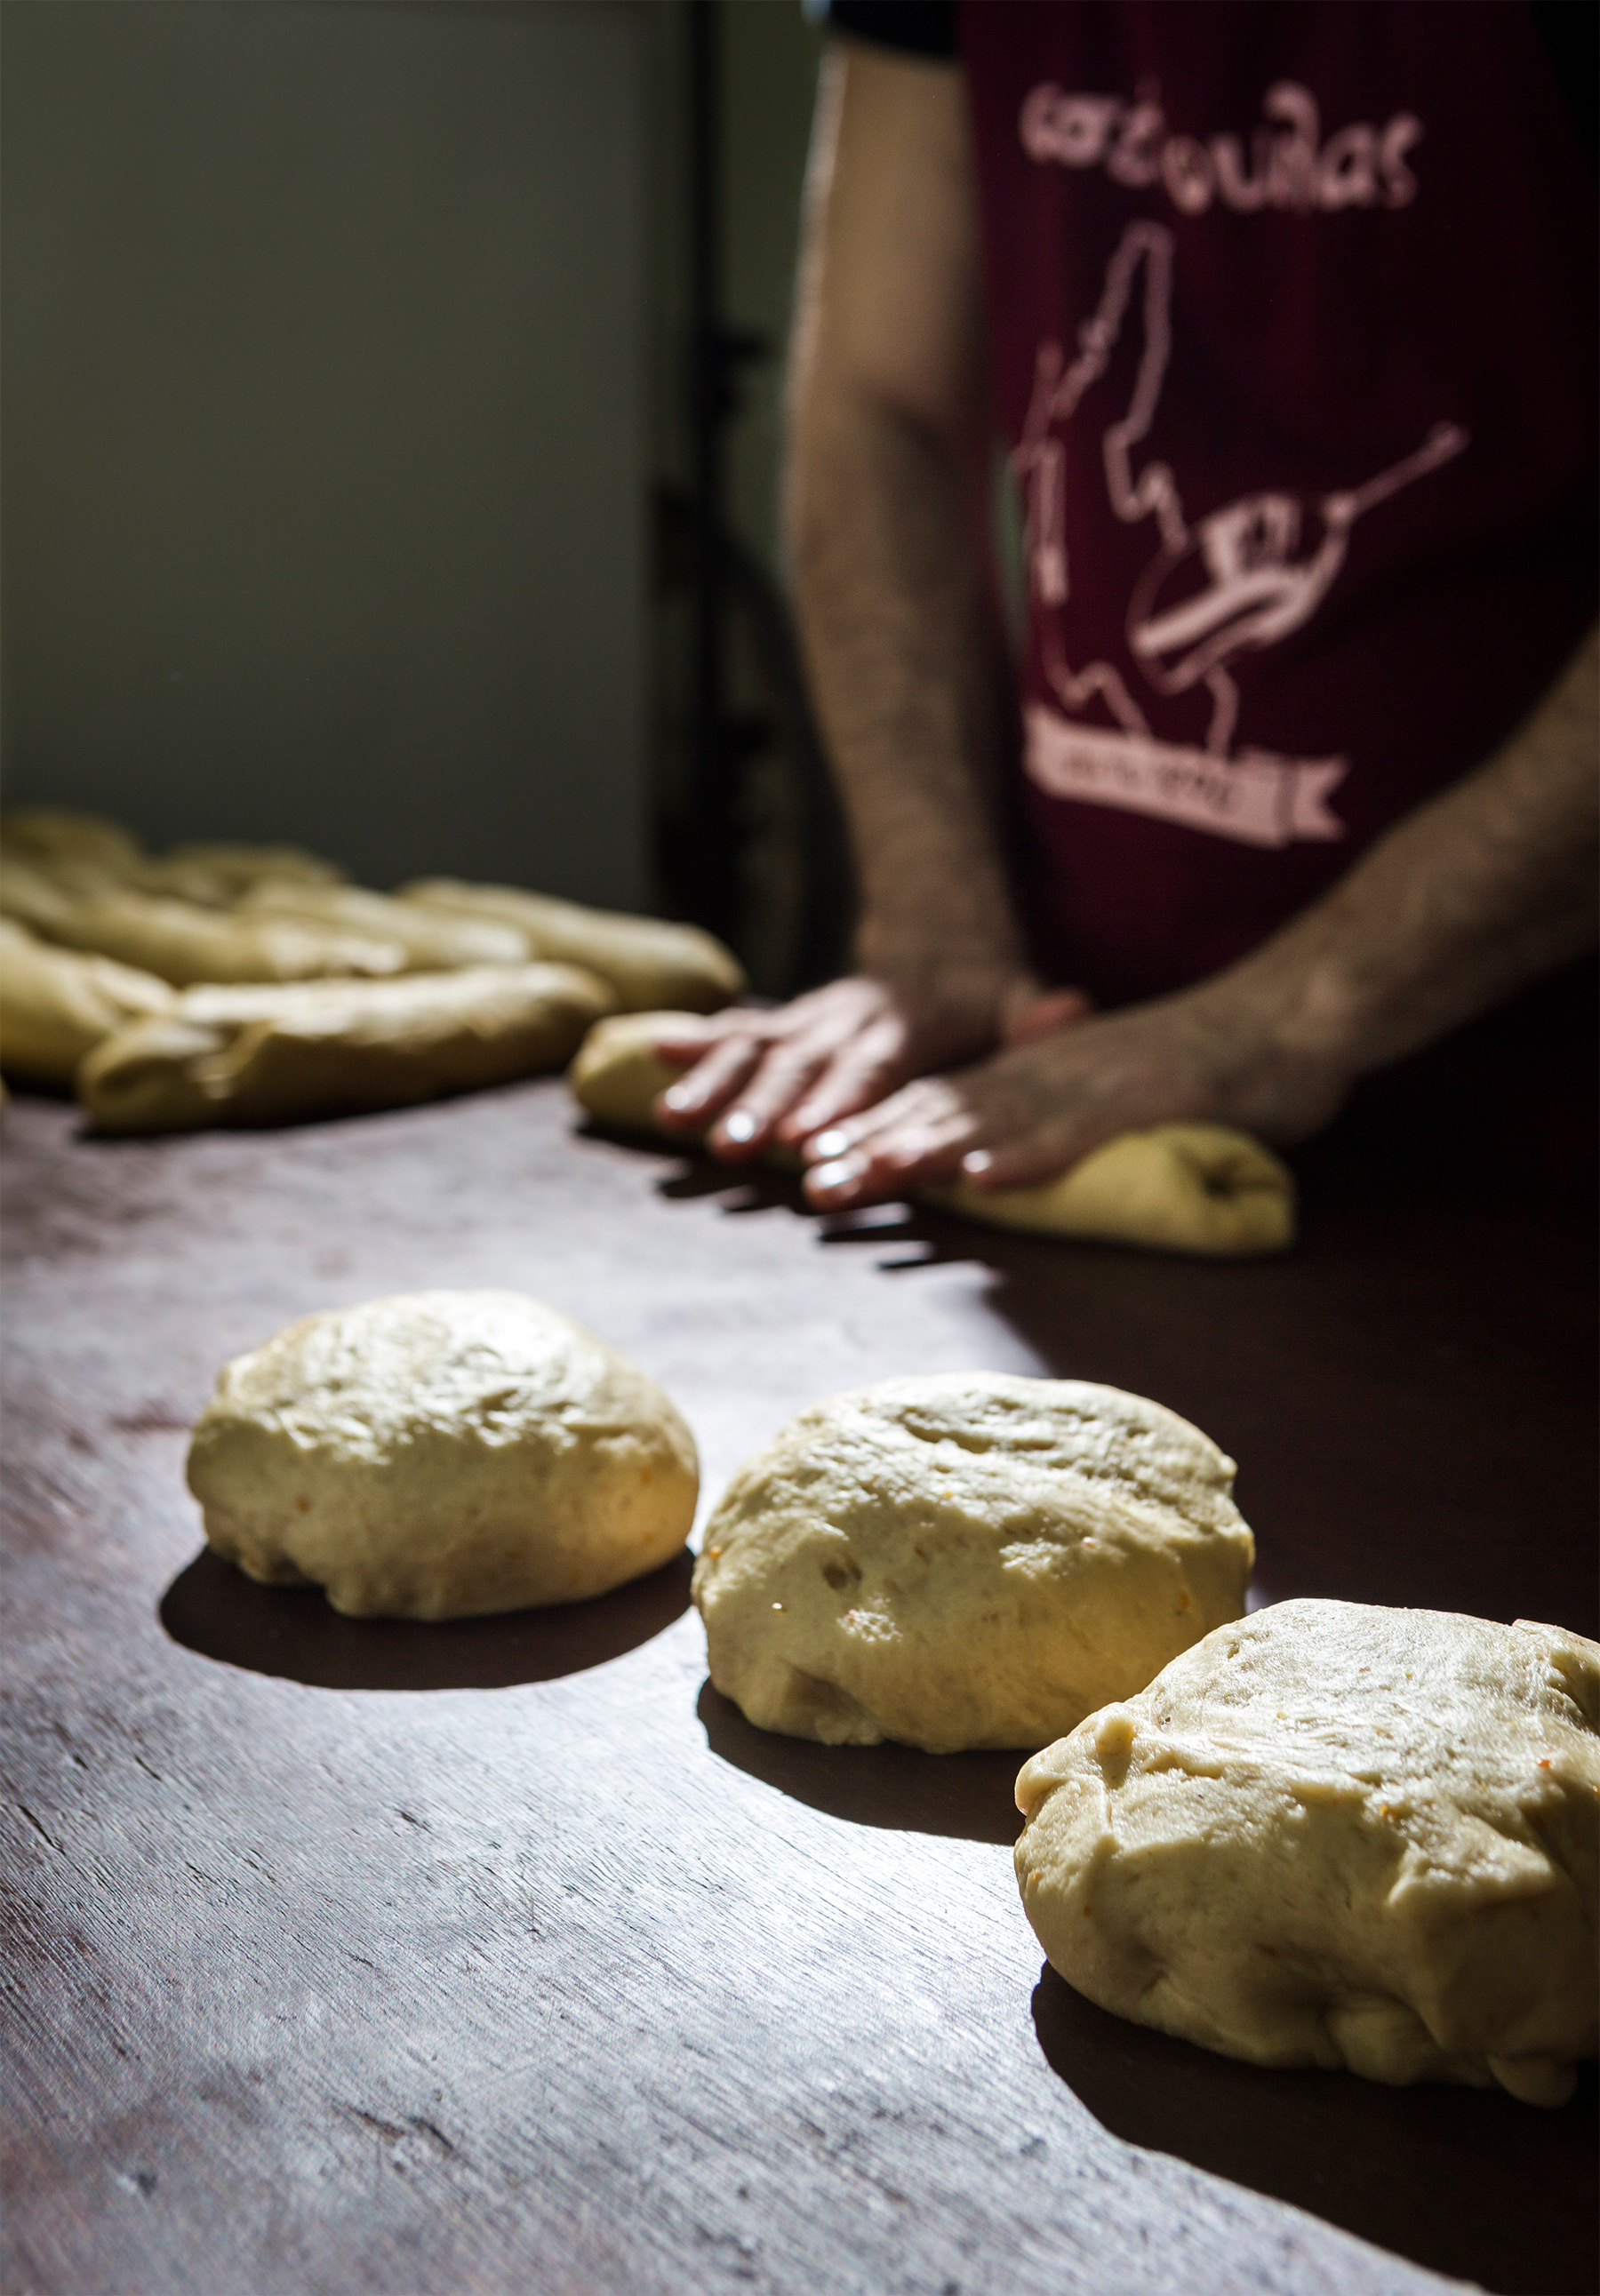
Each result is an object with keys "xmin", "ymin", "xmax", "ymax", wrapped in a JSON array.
[{"xmin": 799, "ymin": 980, "xmax": 1350, "ymax": 1209}]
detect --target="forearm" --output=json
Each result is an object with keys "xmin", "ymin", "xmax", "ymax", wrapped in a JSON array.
[
  {"xmin": 788, "ymin": 394, "xmax": 1021, "ymax": 981},
  {"xmin": 785, "ymin": 42, "xmax": 1024, "ymax": 996},
  {"xmin": 1216, "ymin": 624, "xmax": 1600, "ymax": 1096}
]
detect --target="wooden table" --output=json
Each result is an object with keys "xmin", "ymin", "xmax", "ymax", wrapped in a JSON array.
[{"xmin": 4, "ymin": 1026, "xmax": 1596, "ymax": 2296}]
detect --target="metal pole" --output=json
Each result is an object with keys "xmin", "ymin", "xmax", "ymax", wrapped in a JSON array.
[{"xmin": 687, "ymin": 0, "xmax": 732, "ymax": 940}]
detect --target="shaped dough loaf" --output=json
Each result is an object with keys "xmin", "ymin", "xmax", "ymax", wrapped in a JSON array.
[
  {"xmin": 0, "ymin": 810, "xmax": 346, "ymax": 907},
  {"xmin": 79, "ymin": 963, "xmax": 614, "ymax": 1133},
  {"xmin": 236, "ymin": 879, "xmax": 528, "ymax": 971},
  {"xmin": 694, "ymin": 1373, "xmax": 1253, "ymax": 1753},
  {"xmin": 1014, "ymin": 1601, "xmax": 1600, "ymax": 2106},
  {"xmin": 402, "ymin": 879, "xmax": 744, "ymax": 1013},
  {"xmin": 143, "ymin": 841, "xmax": 347, "ymax": 902},
  {"xmin": 0, "ymin": 858, "xmax": 404, "ymax": 986},
  {"xmin": 188, "ymin": 1291, "xmax": 699, "ymax": 1618},
  {"xmin": 0, "ymin": 916, "xmax": 175, "ymax": 1084},
  {"xmin": 567, "ymin": 1010, "xmax": 1294, "ymax": 1258},
  {"xmin": 0, "ymin": 806, "xmax": 147, "ymax": 875}
]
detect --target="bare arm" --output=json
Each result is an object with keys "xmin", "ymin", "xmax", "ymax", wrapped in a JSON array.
[
  {"xmin": 656, "ymin": 44, "xmax": 1080, "ymax": 1156},
  {"xmin": 804, "ymin": 623, "xmax": 1600, "ymax": 1205},
  {"xmin": 785, "ymin": 41, "xmax": 1017, "ymax": 1011}
]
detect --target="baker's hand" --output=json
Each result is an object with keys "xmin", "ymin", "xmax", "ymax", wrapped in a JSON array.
[
  {"xmin": 800, "ymin": 979, "xmax": 1350, "ymax": 1208},
  {"xmin": 652, "ymin": 962, "xmax": 1090, "ymax": 1161}
]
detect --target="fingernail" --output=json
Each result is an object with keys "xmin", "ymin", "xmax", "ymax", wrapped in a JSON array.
[
  {"xmin": 662, "ymin": 1084, "xmax": 698, "ymax": 1112},
  {"xmin": 810, "ymin": 1156, "xmax": 860, "ymax": 1196},
  {"xmin": 810, "ymin": 1128, "xmax": 850, "ymax": 1160},
  {"xmin": 961, "ymin": 1149, "xmax": 995, "ymax": 1178},
  {"xmin": 722, "ymin": 1109, "xmax": 758, "ymax": 1145}
]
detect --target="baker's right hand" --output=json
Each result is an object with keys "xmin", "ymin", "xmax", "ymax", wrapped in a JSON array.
[{"xmin": 652, "ymin": 964, "xmax": 1091, "ymax": 1162}]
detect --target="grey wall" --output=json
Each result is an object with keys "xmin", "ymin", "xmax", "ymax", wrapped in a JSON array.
[{"xmin": 2, "ymin": 0, "xmax": 649, "ymax": 906}]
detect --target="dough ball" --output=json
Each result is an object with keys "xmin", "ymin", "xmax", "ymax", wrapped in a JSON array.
[
  {"xmin": 566, "ymin": 1013, "xmax": 1293, "ymax": 1258},
  {"xmin": 0, "ymin": 916, "xmax": 174, "ymax": 1085},
  {"xmin": 693, "ymin": 1373, "xmax": 1253, "ymax": 1753},
  {"xmin": 1014, "ymin": 1601, "xmax": 1600, "ymax": 2106},
  {"xmin": 187, "ymin": 1291, "xmax": 699, "ymax": 1619},
  {"xmin": 569, "ymin": 1010, "xmax": 709, "ymax": 1129},
  {"xmin": 79, "ymin": 962, "xmax": 615, "ymax": 1133},
  {"xmin": 403, "ymin": 880, "xmax": 744, "ymax": 1012}
]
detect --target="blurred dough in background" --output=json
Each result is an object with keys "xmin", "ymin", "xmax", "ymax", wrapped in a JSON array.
[
  {"xmin": 568, "ymin": 1008, "xmax": 700, "ymax": 1128},
  {"xmin": 403, "ymin": 878, "xmax": 745, "ymax": 1012},
  {"xmin": 0, "ymin": 857, "xmax": 406, "ymax": 985},
  {"xmin": 0, "ymin": 916, "xmax": 175, "ymax": 1084},
  {"xmin": 140, "ymin": 842, "xmax": 348, "ymax": 902},
  {"xmin": 79, "ymin": 962, "xmax": 615, "ymax": 1133},
  {"xmin": 236, "ymin": 880, "xmax": 527, "ymax": 972},
  {"xmin": 0, "ymin": 809, "xmax": 743, "ymax": 1125},
  {"xmin": 0, "ymin": 806, "xmax": 147, "ymax": 876},
  {"xmin": 0, "ymin": 808, "xmax": 345, "ymax": 906}
]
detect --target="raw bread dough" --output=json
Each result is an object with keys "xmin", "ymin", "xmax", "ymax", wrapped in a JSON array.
[
  {"xmin": 187, "ymin": 1291, "xmax": 699, "ymax": 1618},
  {"xmin": 0, "ymin": 811, "xmax": 345, "ymax": 907},
  {"xmin": 568, "ymin": 1009, "xmax": 703, "ymax": 1127},
  {"xmin": 402, "ymin": 879, "xmax": 745, "ymax": 1012},
  {"xmin": 925, "ymin": 1130, "xmax": 1292, "ymax": 1257},
  {"xmin": 0, "ymin": 858, "xmax": 405, "ymax": 986},
  {"xmin": 1014, "ymin": 1600, "xmax": 1600, "ymax": 2106},
  {"xmin": 0, "ymin": 917, "xmax": 175, "ymax": 1084},
  {"xmin": 693, "ymin": 1373, "xmax": 1253, "ymax": 1753},
  {"xmin": 567, "ymin": 1010, "xmax": 1295, "ymax": 1258},
  {"xmin": 0, "ymin": 806, "xmax": 146, "ymax": 875},
  {"xmin": 145, "ymin": 841, "xmax": 347, "ymax": 901},
  {"xmin": 79, "ymin": 962, "xmax": 615, "ymax": 1132},
  {"xmin": 236, "ymin": 879, "xmax": 527, "ymax": 971}
]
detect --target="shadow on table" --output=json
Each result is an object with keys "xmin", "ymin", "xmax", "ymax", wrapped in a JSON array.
[
  {"xmin": 160, "ymin": 1546, "xmax": 693, "ymax": 1692},
  {"xmin": 1033, "ymin": 1966, "xmax": 1599, "ymax": 2296},
  {"xmin": 697, "ymin": 1680, "xmax": 1021, "ymax": 1846}
]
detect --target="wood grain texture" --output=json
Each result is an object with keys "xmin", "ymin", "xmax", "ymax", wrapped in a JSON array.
[{"xmin": 3, "ymin": 1009, "xmax": 1596, "ymax": 2296}]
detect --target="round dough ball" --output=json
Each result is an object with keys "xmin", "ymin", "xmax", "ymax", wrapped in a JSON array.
[
  {"xmin": 692, "ymin": 1373, "xmax": 1253, "ymax": 1754},
  {"xmin": 1014, "ymin": 1601, "xmax": 1600, "ymax": 2106},
  {"xmin": 187, "ymin": 1291, "xmax": 698, "ymax": 1619}
]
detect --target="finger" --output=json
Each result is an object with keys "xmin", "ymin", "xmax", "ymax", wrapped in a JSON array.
[
  {"xmin": 654, "ymin": 1036, "xmax": 764, "ymax": 1129},
  {"xmin": 804, "ymin": 1092, "xmax": 977, "ymax": 1208},
  {"xmin": 652, "ymin": 1012, "xmax": 767, "ymax": 1060},
  {"xmin": 957, "ymin": 1118, "xmax": 1116, "ymax": 1191},
  {"xmin": 800, "ymin": 1085, "xmax": 923, "ymax": 1167},
  {"xmin": 777, "ymin": 1018, "xmax": 911, "ymax": 1143},
  {"xmin": 706, "ymin": 1035, "xmax": 840, "ymax": 1156}
]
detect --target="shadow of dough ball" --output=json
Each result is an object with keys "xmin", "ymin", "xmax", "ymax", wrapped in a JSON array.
[
  {"xmin": 186, "ymin": 1291, "xmax": 698, "ymax": 1620},
  {"xmin": 692, "ymin": 1372, "xmax": 1254, "ymax": 1754}
]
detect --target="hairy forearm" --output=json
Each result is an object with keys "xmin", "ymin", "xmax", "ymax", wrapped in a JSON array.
[
  {"xmin": 1220, "ymin": 624, "xmax": 1599, "ymax": 1092},
  {"xmin": 783, "ymin": 44, "xmax": 1023, "ymax": 996},
  {"xmin": 788, "ymin": 392, "xmax": 1022, "ymax": 983}
]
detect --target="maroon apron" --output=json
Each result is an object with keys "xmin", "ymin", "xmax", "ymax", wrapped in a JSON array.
[{"xmin": 961, "ymin": 2, "xmax": 1597, "ymax": 1004}]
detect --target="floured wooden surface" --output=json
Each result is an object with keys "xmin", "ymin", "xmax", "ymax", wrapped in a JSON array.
[{"xmin": 2, "ymin": 1076, "xmax": 1595, "ymax": 2296}]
